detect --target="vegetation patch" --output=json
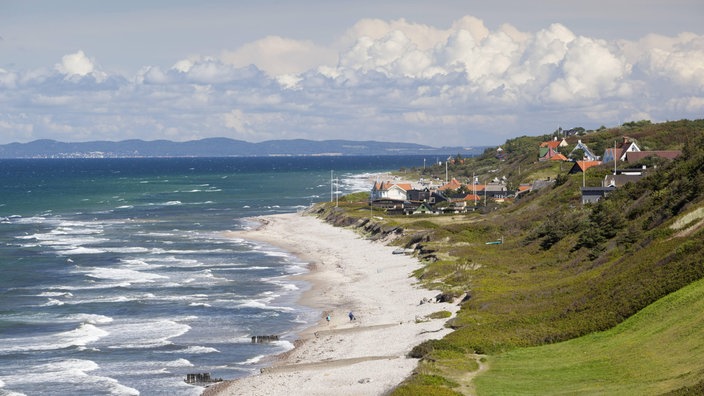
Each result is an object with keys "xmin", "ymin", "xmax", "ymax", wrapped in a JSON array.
[
  {"xmin": 314, "ymin": 120, "xmax": 704, "ymax": 395},
  {"xmin": 473, "ymin": 277, "xmax": 704, "ymax": 395}
]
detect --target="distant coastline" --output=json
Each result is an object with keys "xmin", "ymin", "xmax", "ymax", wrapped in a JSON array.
[{"xmin": 0, "ymin": 137, "xmax": 486, "ymax": 159}]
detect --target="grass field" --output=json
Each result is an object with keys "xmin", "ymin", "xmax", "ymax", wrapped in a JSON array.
[{"xmin": 473, "ymin": 277, "xmax": 704, "ymax": 395}]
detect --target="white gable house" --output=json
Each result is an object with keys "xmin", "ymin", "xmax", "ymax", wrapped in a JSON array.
[{"xmin": 371, "ymin": 181, "xmax": 412, "ymax": 202}]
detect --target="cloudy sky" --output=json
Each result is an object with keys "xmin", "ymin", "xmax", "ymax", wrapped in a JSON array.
[{"xmin": 1, "ymin": 1, "xmax": 702, "ymax": 147}]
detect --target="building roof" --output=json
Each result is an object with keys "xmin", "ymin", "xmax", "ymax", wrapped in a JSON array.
[
  {"xmin": 626, "ymin": 150, "xmax": 682, "ymax": 162},
  {"xmin": 463, "ymin": 193, "xmax": 481, "ymax": 202},
  {"xmin": 540, "ymin": 140, "xmax": 561, "ymax": 149},
  {"xmin": 569, "ymin": 160, "xmax": 603, "ymax": 173},
  {"xmin": 604, "ymin": 174, "xmax": 644, "ymax": 187},
  {"xmin": 373, "ymin": 181, "xmax": 413, "ymax": 191},
  {"xmin": 549, "ymin": 153, "xmax": 568, "ymax": 161},
  {"xmin": 438, "ymin": 178, "xmax": 462, "ymax": 191}
]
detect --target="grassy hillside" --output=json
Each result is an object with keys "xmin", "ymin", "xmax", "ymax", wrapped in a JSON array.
[
  {"xmin": 312, "ymin": 120, "xmax": 704, "ymax": 395},
  {"xmin": 474, "ymin": 276, "xmax": 704, "ymax": 395}
]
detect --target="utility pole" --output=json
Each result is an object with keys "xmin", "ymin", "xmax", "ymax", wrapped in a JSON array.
[
  {"xmin": 472, "ymin": 172, "xmax": 476, "ymax": 206},
  {"xmin": 614, "ymin": 140, "xmax": 617, "ymax": 175},
  {"xmin": 445, "ymin": 160, "xmax": 448, "ymax": 183}
]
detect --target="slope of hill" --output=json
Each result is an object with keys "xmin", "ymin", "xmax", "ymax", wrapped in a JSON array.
[
  {"xmin": 310, "ymin": 119, "xmax": 704, "ymax": 395},
  {"xmin": 474, "ymin": 275, "xmax": 704, "ymax": 395}
]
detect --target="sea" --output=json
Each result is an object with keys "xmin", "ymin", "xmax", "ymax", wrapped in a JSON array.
[{"xmin": 0, "ymin": 156, "xmax": 425, "ymax": 396}]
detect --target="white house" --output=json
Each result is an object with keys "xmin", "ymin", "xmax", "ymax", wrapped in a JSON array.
[
  {"xmin": 370, "ymin": 181, "xmax": 412, "ymax": 201},
  {"xmin": 603, "ymin": 137, "xmax": 641, "ymax": 163}
]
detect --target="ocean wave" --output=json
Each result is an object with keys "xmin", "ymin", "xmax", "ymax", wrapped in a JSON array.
[
  {"xmin": 38, "ymin": 291, "xmax": 74, "ymax": 298},
  {"xmin": 41, "ymin": 298, "xmax": 64, "ymax": 307},
  {"xmin": 58, "ymin": 246, "xmax": 106, "ymax": 255},
  {"xmin": 78, "ymin": 267, "xmax": 168, "ymax": 283},
  {"xmin": 240, "ymin": 354, "xmax": 266, "ymax": 365},
  {"xmin": 188, "ymin": 302, "xmax": 212, "ymax": 307},
  {"xmin": 66, "ymin": 314, "xmax": 114, "ymax": 325},
  {"xmin": 178, "ymin": 345, "xmax": 219, "ymax": 354},
  {"xmin": 161, "ymin": 358, "xmax": 194, "ymax": 368},
  {"xmin": 236, "ymin": 299, "xmax": 295, "ymax": 312},
  {"xmin": 2, "ymin": 359, "xmax": 140, "ymax": 396},
  {"xmin": 99, "ymin": 319, "xmax": 191, "ymax": 350},
  {"xmin": 0, "ymin": 323, "xmax": 109, "ymax": 353}
]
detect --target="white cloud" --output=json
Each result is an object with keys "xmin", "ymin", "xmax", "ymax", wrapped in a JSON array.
[
  {"xmin": 0, "ymin": 68, "xmax": 18, "ymax": 88},
  {"xmin": 221, "ymin": 36, "xmax": 336, "ymax": 76},
  {"xmin": 543, "ymin": 37, "xmax": 631, "ymax": 102},
  {"xmin": 54, "ymin": 50, "xmax": 108, "ymax": 82},
  {"xmin": 55, "ymin": 50, "xmax": 94, "ymax": 76},
  {"xmin": 0, "ymin": 15, "xmax": 703, "ymax": 146}
]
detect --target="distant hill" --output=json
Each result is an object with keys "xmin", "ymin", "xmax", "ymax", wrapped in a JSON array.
[{"xmin": 0, "ymin": 138, "xmax": 485, "ymax": 158}]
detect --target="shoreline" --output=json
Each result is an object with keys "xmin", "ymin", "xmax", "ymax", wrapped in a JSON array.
[{"xmin": 202, "ymin": 211, "xmax": 459, "ymax": 396}]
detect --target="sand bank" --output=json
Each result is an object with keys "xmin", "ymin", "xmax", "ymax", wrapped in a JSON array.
[{"xmin": 203, "ymin": 212, "xmax": 458, "ymax": 396}]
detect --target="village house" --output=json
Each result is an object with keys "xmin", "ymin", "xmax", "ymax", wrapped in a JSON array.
[
  {"xmin": 538, "ymin": 137, "xmax": 569, "ymax": 161},
  {"xmin": 602, "ymin": 137, "xmax": 641, "ymax": 163},
  {"xmin": 581, "ymin": 186, "xmax": 616, "ymax": 204},
  {"xmin": 569, "ymin": 160, "xmax": 603, "ymax": 174},
  {"xmin": 569, "ymin": 140, "xmax": 600, "ymax": 161},
  {"xmin": 603, "ymin": 168, "xmax": 648, "ymax": 187},
  {"xmin": 625, "ymin": 150, "xmax": 682, "ymax": 162},
  {"xmin": 370, "ymin": 181, "xmax": 413, "ymax": 202}
]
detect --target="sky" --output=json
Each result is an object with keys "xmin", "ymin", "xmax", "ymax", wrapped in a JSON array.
[{"xmin": 1, "ymin": 1, "xmax": 703, "ymax": 147}]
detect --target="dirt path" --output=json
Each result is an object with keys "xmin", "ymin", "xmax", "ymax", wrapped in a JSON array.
[{"xmin": 457, "ymin": 354, "xmax": 489, "ymax": 395}]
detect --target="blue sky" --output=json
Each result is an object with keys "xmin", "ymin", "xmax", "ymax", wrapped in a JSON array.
[{"xmin": 1, "ymin": 0, "xmax": 702, "ymax": 146}]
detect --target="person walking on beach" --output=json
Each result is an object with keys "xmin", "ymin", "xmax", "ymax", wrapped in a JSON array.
[
  {"xmin": 326, "ymin": 314, "xmax": 331, "ymax": 324},
  {"xmin": 348, "ymin": 311, "xmax": 356, "ymax": 321}
]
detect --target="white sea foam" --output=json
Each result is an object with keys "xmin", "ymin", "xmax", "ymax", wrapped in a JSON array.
[
  {"xmin": 99, "ymin": 319, "xmax": 191, "ymax": 349},
  {"xmin": 59, "ymin": 246, "xmax": 106, "ymax": 255},
  {"xmin": 64, "ymin": 293, "xmax": 165, "ymax": 305},
  {"xmin": 0, "ymin": 323, "xmax": 109, "ymax": 353},
  {"xmin": 79, "ymin": 267, "xmax": 168, "ymax": 283},
  {"xmin": 50, "ymin": 281, "xmax": 133, "ymax": 291},
  {"xmin": 273, "ymin": 339, "xmax": 295, "ymax": 352},
  {"xmin": 2, "ymin": 359, "xmax": 139, "ymax": 396},
  {"xmin": 240, "ymin": 354, "xmax": 266, "ymax": 365},
  {"xmin": 236, "ymin": 299, "xmax": 294, "ymax": 312},
  {"xmin": 38, "ymin": 291, "xmax": 73, "ymax": 297},
  {"xmin": 66, "ymin": 314, "xmax": 114, "ymax": 325},
  {"xmin": 162, "ymin": 358, "xmax": 194, "ymax": 368},
  {"xmin": 41, "ymin": 298, "xmax": 64, "ymax": 306},
  {"xmin": 171, "ymin": 345, "xmax": 219, "ymax": 354}
]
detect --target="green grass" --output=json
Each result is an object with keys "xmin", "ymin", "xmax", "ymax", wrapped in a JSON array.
[{"xmin": 474, "ymin": 277, "xmax": 704, "ymax": 395}]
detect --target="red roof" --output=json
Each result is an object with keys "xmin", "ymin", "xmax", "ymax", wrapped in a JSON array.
[
  {"xmin": 540, "ymin": 140, "xmax": 561, "ymax": 149},
  {"xmin": 577, "ymin": 160, "xmax": 602, "ymax": 171},
  {"xmin": 550, "ymin": 153, "xmax": 568, "ymax": 161},
  {"xmin": 463, "ymin": 194, "xmax": 481, "ymax": 201},
  {"xmin": 438, "ymin": 178, "xmax": 462, "ymax": 191}
]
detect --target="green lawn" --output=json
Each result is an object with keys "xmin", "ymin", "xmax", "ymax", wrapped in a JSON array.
[{"xmin": 474, "ymin": 277, "xmax": 704, "ymax": 395}]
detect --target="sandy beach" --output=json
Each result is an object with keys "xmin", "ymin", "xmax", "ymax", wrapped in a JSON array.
[{"xmin": 202, "ymin": 211, "xmax": 459, "ymax": 396}]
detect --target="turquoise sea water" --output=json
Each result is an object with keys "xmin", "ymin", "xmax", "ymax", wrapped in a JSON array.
[{"xmin": 0, "ymin": 156, "xmax": 425, "ymax": 396}]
